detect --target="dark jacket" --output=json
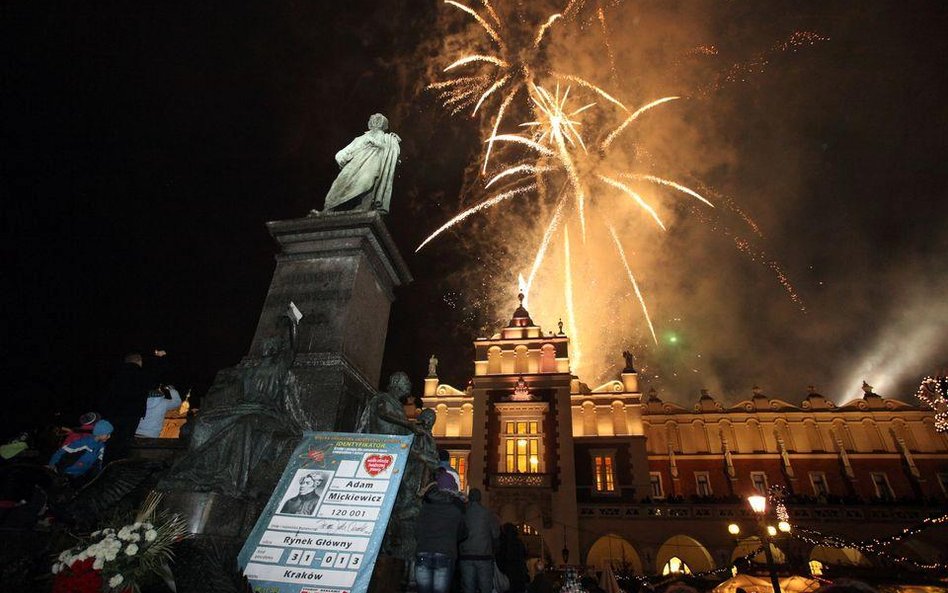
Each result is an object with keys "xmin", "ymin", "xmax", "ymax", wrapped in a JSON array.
[
  {"xmin": 459, "ymin": 500, "xmax": 500, "ymax": 558},
  {"xmin": 415, "ymin": 488, "xmax": 467, "ymax": 558},
  {"xmin": 497, "ymin": 524, "xmax": 530, "ymax": 592},
  {"xmin": 101, "ymin": 360, "xmax": 163, "ymax": 419}
]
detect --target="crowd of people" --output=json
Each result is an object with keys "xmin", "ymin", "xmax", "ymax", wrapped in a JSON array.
[
  {"xmin": 31, "ymin": 349, "xmax": 184, "ymax": 481},
  {"xmin": 413, "ymin": 453, "xmax": 547, "ymax": 593}
]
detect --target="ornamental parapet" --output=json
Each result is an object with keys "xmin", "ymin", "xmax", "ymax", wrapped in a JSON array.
[
  {"xmin": 578, "ymin": 503, "xmax": 934, "ymax": 523},
  {"xmin": 490, "ymin": 473, "xmax": 553, "ymax": 488}
]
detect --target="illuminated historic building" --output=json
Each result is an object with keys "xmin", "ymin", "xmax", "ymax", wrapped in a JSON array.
[{"xmin": 425, "ymin": 296, "xmax": 948, "ymax": 575}]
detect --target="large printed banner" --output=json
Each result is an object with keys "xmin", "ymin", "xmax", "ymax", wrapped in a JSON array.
[{"xmin": 239, "ymin": 432, "xmax": 413, "ymax": 593}]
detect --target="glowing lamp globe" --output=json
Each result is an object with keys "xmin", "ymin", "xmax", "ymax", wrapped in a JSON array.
[
  {"xmin": 727, "ymin": 523, "xmax": 741, "ymax": 535},
  {"xmin": 766, "ymin": 525, "xmax": 778, "ymax": 537},
  {"xmin": 778, "ymin": 521, "xmax": 791, "ymax": 533},
  {"xmin": 748, "ymin": 495, "xmax": 767, "ymax": 514}
]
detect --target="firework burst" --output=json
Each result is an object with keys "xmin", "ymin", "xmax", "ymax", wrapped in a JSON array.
[
  {"xmin": 428, "ymin": 0, "xmax": 626, "ymax": 174},
  {"xmin": 420, "ymin": 78, "xmax": 714, "ymax": 347},
  {"xmin": 421, "ymin": 0, "xmax": 813, "ymax": 379}
]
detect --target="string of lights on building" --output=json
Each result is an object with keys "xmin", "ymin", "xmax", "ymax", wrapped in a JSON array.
[
  {"xmin": 617, "ymin": 546, "xmax": 768, "ymax": 586},
  {"xmin": 915, "ymin": 375, "xmax": 948, "ymax": 432},
  {"xmin": 860, "ymin": 512, "xmax": 948, "ymax": 548},
  {"xmin": 788, "ymin": 527, "xmax": 947, "ymax": 572},
  {"xmin": 767, "ymin": 486, "xmax": 948, "ymax": 573}
]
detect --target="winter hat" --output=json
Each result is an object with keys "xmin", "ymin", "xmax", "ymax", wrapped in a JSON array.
[
  {"xmin": 78, "ymin": 412, "xmax": 101, "ymax": 427},
  {"xmin": 92, "ymin": 420, "xmax": 114, "ymax": 436}
]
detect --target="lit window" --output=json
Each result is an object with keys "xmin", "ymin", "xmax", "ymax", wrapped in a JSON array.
[
  {"xmin": 519, "ymin": 523, "xmax": 538, "ymax": 535},
  {"xmin": 695, "ymin": 472, "xmax": 712, "ymax": 496},
  {"xmin": 504, "ymin": 420, "xmax": 541, "ymax": 473},
  {"xmin": 750, "ymin": 471, "xmax": 768, "ymax": 495},
  {"xmin": 650, "ymin": 472, "xmax": 664, "ymax": 499},
  {"xmin": 809, "ymin": 472, "xmax": 830, "ymax": 497},
  {"xmin": 594, "ymin": 455, "xmax": 615, "ymax": 492},
  {"xmin": 809, "ymin": 560, "xmax": 824, "ymax": 576},
  {"xmin": 449, "ymin": 451, "xmax": 469, "ymax": 491},
  {"xmin": 662, "ymin": 557, "xmax": 691, "ymax": 575},
  {"xmin": 870, "ymin": 472, "xmax": 894, "ymax": 500}
]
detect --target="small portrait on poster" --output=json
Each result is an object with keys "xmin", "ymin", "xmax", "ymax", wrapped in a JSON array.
[{"xmin": 278, "ymin": 470, "xmax": 330, "ymax": 516}]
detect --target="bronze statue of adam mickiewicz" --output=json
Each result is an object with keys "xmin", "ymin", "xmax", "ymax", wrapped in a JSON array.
[
  {"xmin": 280, "ymin": 472, "xmax": 325, "ymax": 515},
  {"xmin": 322, "ymin": 113, "xmax": 401, "ymax": 214}
]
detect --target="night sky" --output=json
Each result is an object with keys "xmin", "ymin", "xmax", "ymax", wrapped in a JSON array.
[{"xmin": 3, "ymin": 1, "xmax": 947, "ymax": 435}]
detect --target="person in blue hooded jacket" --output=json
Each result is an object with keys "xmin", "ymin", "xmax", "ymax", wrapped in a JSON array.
[{"xmin": 49, "ymin": 420, "xmax": 113, "ymax": 477}]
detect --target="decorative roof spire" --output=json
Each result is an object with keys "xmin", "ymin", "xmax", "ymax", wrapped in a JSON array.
[{"xmin": 508, "ymin": 292, "xmax": 534, "ymax": 327}]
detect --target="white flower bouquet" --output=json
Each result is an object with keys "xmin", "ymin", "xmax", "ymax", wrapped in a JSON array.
[{"xmin": 52, "ymin": 492, "xmax": 188, "ymax": 593}]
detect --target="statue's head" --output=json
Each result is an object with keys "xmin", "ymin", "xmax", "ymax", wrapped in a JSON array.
[
  {"xmin": 418, "ymin": 408, "xmax": 436, "ymax": 430},
  {"xmin": 387, "ymin": 371, "xmax": 411, "ymax": 397},
  {"xmin": 368, "ymin": 113, "xmax": 389, "ymax": 132}
]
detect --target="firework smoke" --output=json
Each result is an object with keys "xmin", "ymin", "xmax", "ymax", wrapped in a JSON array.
[{"xmin": 409, "ymin": 0, "xmax": 944, "ymax": 403}]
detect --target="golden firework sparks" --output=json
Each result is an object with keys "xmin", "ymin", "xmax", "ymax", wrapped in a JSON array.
[
  {"xmin": 524, "ymin": 83, "xmax": 593, "ymax": 240},
  {"xmin": 415, "ymin": 183, "xmax": 537, "ymax": 252},
  {"xmin": 422, "ymin": 1, "xmax": 811, "ymax": 376},
  {"xmin": 623, "ymin": 174, "xmax": 714, "ymax": 208},
  {"xmin": 485, "ymin": 163, "xmax": 553, "ymax": 189},
  {"xmin": 444, "ymin": 0, "xmax": 505, "ymax": 48},
  {"xmin": 522, "ymin": 195, "xmax": 567, "ymax": 306},
  {"xmin": 602, "ymin": 96, "xmax": 681, "ymax": 150},
  {"xmin": 598, "ymin": 174, "xmax": 666, "ymax": 231},
  {"xmin": 564, "ymin": 226, "xmax": 582, "ymax": 370},
  {"xmin": 430, "ymin": 0, "xmax": 622, "ymax": 174},
  {"xmin": 607, "ymin": 223, "xmax": 658, "ymax": 344},
  {"xmin": 533, "ymin": 13, "xmax": 562, "ymax": 49}
]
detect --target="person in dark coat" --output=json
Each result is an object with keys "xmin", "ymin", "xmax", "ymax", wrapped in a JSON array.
[
  {"xmin": 527, "ymin": 561, "xmax": 555, "ymax": 593},
  {"xmin": 279, "ymin": 472, "xmax": 325, "ymax": 515},
  {"xmin": 459, "ymin": 488, "xmax": 500, "ymax": 593},
  {"xmin": 414, "ymin": 483, "xmax": 467, "ymax": 593},
  {"xmin": 497, "ymin": 522, "xmax": 530, "ymax": 593},
  {"xmin": 100, "ymin": 350, "xmax": 165, "ymax": 460}
]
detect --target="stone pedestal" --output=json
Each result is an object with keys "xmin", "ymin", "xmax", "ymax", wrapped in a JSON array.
[
  {"xmin": 248, "ymin": 211, "xmax": 412, "ymax": 431},
  {"xmin": 161, "ymin": 211, "xmax": 411, "ymax": 569}
]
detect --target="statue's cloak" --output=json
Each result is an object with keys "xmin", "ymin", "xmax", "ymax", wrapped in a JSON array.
[{"xmin": 324, "ymin": 130, "xmax": 400, "ymax": 212}]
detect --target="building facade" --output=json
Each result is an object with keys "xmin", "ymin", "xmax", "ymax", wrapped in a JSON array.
[{"xmin": 424, "ymin": 297, "xmax": 948, "ymax": 576}]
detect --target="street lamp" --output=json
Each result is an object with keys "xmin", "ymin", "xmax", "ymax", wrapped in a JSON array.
[
  {"xmin": 747, "ymin": 495, "xmax": 782, "ymax": 593},
  {"xmin": 748, "ymin": 494, "xmax": 767, "ymax": 514},
  {"xmin": 728, "ymin": 523, "xmax": 741, "ymax": 536}
]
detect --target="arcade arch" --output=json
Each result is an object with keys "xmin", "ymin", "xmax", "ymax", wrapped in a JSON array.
[
  {"xmin": 656, "ymin": 535, "xmax": 714, "ymax": 575},
  {"xmin": 731, "ymin": 536, "xmax": 786, "ymax": 564},
  {"xmin": 586, "ymin": 534, "xmax": 643, "ymax": 574},
  {"xmin": 810, "ymin": 545, "xmax": 871, "ymax": 567}
]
